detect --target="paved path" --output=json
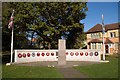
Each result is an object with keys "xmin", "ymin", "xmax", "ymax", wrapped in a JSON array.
[{"xmin": 58, "ymin": 67, "xmax": 88, "ymax": 78}]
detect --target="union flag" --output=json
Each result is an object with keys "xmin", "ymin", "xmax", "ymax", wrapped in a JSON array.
[
  {"xmin": 8, "ymin": 16, "xmax": 14, "ymax": 29},
  {"xmin": 8, "ymin": 10, "xmax": 14, "ymax": 29}
]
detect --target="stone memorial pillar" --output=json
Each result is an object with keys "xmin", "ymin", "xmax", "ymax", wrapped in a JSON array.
[{"xmin": 58, "ymin": 39, "xmax": 66, "ymax": 65}]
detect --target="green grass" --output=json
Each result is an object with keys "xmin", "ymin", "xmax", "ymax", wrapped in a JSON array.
[
  {"xmin": 2, "ymin": 65, "xmax": 63, "ymax": 78},
  {"xmin": 2, "ymin": 53, "xmax": 63, "ymax": 78},
  {"xmin": 2, "ymin": 53, "xmax": 119, "ymax": 78},
  {"xmin": 74, "ymin": 55, "xmax": 118, "ymax": 78}
]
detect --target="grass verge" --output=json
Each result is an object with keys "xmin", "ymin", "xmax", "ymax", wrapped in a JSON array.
[
  {"xmin": 2, "ymin": 65, "xmax": 63, "ymax": 78},
  {"xmin": 74, "ymin": 55, "xmax": 118, "ymax": 78}
]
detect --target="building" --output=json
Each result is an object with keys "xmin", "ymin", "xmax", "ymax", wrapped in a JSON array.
[{"xmin": 86, "ymin": 23, "xmax": 119, "ymax": 54}]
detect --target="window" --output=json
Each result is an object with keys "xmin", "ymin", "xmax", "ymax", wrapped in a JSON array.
[
  {"xmin": 91, "ymin": 33, "xmax": 94, "ymax": 38},
  {"xmin": 92, "ymin": 43, "xmax": 96, "ymax": 49},
  {"xmin": 91, "ymin": 33, "xmax": 100, "ymax": 38},
  {"xmin": 98, "ymin": 43, "xmax": 102, "ymax": 49},
  {"xmin": 96, "ymin": 33, "xmax": 100, "ymax": 38},
  {"xmin": 115, "ymin": 43, "xmax": 118, "ymax": 49},
  {"xmin": 110, "ymin": 32, "xmax": 116, "ymax": 38},
  {"xmin": 109, "ymin": 44, "xmax": 113, "ymax": 48}
]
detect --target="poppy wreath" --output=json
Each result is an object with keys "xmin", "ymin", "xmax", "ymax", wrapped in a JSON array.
[
  {"xmin": 18, "ymin": 53, "xmax": 22, "ymax": 58},
  {"xmin": 66, "ymin": 52, "xmax": 68, "ymax": 55},
  {"xmin": 46, "ymin": 52, "xmax": 50, "ymax": 56},
  {"xmin": 51, "ymin": 53, "xmax": 54, "ymax": 56},
  {"xmin": 94, "ymin": 52, "xmax": 98, "ymax": 56},
  {"xmin": 41, "ymin": 53, "xmax": 45, "ymax": 56},
  {"xmin": 75, "ymin": 52, "xmax": 79, "ymax": 56},
  {"xmin": 37, "ymin": 53, "xmax": 40, "ymax": 56},
  {"xmin": 70, "ymin": 52, "xmax": 74, "ymax": 56},
  {"xmin": 32, "ymin": 52, "xmax": 35, "ymax": 57},
  {"xmin": 23, "ymin": 53, "xmax": 26, "ymax": 58},
  {"xmin": 80, "ymin": 52, "xmax": 84, "ymax": 56},
  {"xmin": 90, "ymin": 52, "xmax": 93, "ymax": 56},
  {"xmin": 27, "ymin": 53, "xmax": 30, "ymax": 57},
  {"xmin": 85, "ymin": 52, "xmax": 88, "ymax": 56}
]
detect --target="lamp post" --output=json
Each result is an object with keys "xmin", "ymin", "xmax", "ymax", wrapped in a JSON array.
[{"xmin": 102, "ymin": 14, "xmax": 105, "ymax": 60}]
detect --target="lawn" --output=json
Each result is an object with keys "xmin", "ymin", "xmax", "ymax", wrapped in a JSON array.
[
  {"xmin": 2, "ymin": 53, "xmax": 63, "ymax": 79},
  {"xmin": 74, "ymin": 54, "xmax": 118, "ymax": 78},
  {"xmin": 2, "ymin": 53, "xmax": 119, "ymax": 78},
  {"xmin": 2, "ymin": 65, "xmax": 63, "ymax": 78}
]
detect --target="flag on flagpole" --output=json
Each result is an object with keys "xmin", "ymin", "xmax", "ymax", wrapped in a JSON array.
[
  {"xmin": 8, "ymin": 10, "xmax": 14, "ymax": 29},
  {"xmin": 102, "ymin": 14, "xmax": 104, "ymax": 25},
  {"xmin": 102, "ymin": 14, "xmax": 105, "ymax": 34}
]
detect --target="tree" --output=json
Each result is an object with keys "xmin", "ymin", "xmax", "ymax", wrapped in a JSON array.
[
  {"xmin": 2, "ymin": 2, "xmax": 33, "ymax": 49},
  {"xmin": 2, "ymin": 2, "xmax": 88, "ymax": 50}
]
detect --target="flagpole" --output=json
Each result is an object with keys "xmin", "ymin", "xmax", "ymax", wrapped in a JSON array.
[
  {"xmin": 10, "ymin": 9, "xmax": 15, "ymax": 64},
  {"xmin": 10, "ymin": 27, "xmax": 14, "ymax": 63},
  {"xmin": 102, "ymin": 14, "xmax": 105, "ymax": 61}
]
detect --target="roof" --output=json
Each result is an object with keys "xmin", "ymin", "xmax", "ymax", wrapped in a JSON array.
[
  {"xmin": 86, "ymin": 23, "xmax": 119, "ymax": 34},
  {"xmin": 105, "ymin": 38, "xmax": 114, "ymax": 44},
  {"xmin": 105, "ymin": 23, "xmax": 119, "ymax": 30}
]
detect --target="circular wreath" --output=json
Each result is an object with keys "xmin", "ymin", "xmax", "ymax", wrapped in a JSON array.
[
  {"xmin": 85, "ymin": 52, "xmax": 88, "ymax": 56},
  {"xmin": 41, "ymin": 53, "xmax": 45, "ymax": 56},
  {"xmin": 32, "ymin": 52, "xmax": 35, "ymax": 57},
  {"xmin": 94, "ymin": 52, "xmax": 99, "ymax": 56},
  {"xmin": 37, "ymin": 52, "xmax": 40, "ymax": 56},
  {"xmin": 18, "ymin": 53, "xmax": 22, "ymax": 58},
  {"xmin": 70, "ymin": 52, "xmax": 74, "ymax": 56},
  {"xmin": 46, "ymin": 52, "xmax": 50, "ymax": 56},
  {"xmin": 23, "ymin": 53, "xmax": 26, "ymax": 58},
  {"xmin": 90, "ymin": 52, "xmax": 93, "ymax": 56},
  {"xmin": 27, "ymin": 53, "xmax": 30, "ymax": 57},
  {"xmin": 80, "ymin": 52, "xmax": 83, "ymax": 56},
  {"xmin": 66, "ymin": 52, "xmax": 68, "ymax": 55},
  {"xmin": 75, "ymin": 52, "xmax": 79, "ymax": 56},
  {"xmin": 51, "ymin": 53, "xmax": 54, "ymax": 56}
]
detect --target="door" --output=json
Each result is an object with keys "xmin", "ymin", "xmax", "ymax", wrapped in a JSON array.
[{"xmin": 105, "ymin": 45, "xmax": 109, "ymax": 53}]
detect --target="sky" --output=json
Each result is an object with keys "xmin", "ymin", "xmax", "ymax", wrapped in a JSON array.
[{"xmin": 81, "ymin": 2, "xmax": 118, "ymax": 32}]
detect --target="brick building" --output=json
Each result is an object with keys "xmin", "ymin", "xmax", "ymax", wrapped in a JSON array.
[{"xmin": 86, "ymin": 23, "xmax": 119, "ymax": 54}]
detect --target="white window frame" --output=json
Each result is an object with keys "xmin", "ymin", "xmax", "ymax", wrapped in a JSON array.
[
  {"xmin": 98, "ymin": 43, "xmax": 102, "ymax": 49},
  {"xmin": 115, "ymin": 43, "xmax": 118, "ymax": 50},
  {"xmin": 91, "ymin": 33, "xmax": 101, "ymax": 38},
  {"xmin": 92, "ymin": 43, "xmax": 96, "ymax": 49},
  {"xmin": 110, "ymin": 32, "xmax": 116, "ymax": 38},
  {"xmin": 109, "ymin": 43, "xmax": 113, "ymax": 48}
]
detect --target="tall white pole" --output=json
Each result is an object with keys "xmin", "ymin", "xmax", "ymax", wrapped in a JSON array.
[
  {"xmin": 10, "ymin": 27, "xmax": 14, "ymax": 63},
  {"xmin": 10, "ymin": 10, "xmax": 15, "ymax": 63},
  {"xmin": 102, "ymin": 14, "xmax": 105, "ymax": 60}
]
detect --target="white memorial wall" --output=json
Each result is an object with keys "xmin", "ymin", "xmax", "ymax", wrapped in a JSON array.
[{"xmin": 14, "ymin": 49, "xmax": 101, "ymax": 63}]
